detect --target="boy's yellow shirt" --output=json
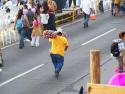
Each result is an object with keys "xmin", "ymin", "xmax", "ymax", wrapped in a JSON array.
[{"xmin": 49, "ymin": 36, "xmax": 69, "ymax": 56}]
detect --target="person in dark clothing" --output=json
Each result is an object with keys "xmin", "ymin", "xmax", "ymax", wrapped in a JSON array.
[
  {"xmin": 99, "ymin": 0, "xmax": 104, "ymax": 13},
  {"xmin": 48, "ymin": 0, "xmax": 57, "ymax": 31}
]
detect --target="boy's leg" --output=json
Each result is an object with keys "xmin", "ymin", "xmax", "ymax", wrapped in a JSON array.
[
  {"xmin": 50, "ymin": 54, "xmax": 57, "ymax": 71},
  {"xmin": 56, "ymin": 55, "xmax": 64, "ymax": 73}
]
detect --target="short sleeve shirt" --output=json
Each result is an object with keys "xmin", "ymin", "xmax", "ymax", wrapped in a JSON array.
[{"xmin": 49, "ymin": 36, "xmax": 69, "ymax": 56}]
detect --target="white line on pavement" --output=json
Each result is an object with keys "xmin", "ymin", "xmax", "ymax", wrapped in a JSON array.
[
  {"xmin": 2, "ymin": 42, "xmax": 19, "ymax": 50},
  {"xmin": 0, "ymin": 64, "xmax": 44, "ymax": 87},
  {"xmin": 81, "ymin": 28, "xmax": 116, "ymax": 46}
]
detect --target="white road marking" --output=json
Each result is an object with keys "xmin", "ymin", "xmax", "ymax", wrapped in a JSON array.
[
  {"xmin": 81, "ymin": 28, "xmax": 116, "ymax": 46},
  {"xmin": 0, "ymin": 64, "xmax": 44, "ymax": 87},
  {"xmin": 2, "ymin": 42, "xmax": 19, "ymax": 50}
]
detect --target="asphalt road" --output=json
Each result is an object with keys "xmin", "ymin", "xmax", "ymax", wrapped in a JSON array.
[{"xmin": 0, "ymin": 12, "xmax": 125, "ymax": 94}]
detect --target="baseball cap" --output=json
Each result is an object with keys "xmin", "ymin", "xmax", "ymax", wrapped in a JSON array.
[{"xmin": 56, "ymin": 27, "xmax": 63, "ymax": 33}]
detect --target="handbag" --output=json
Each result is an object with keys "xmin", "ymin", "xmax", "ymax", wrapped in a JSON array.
[{"xmin": 90, "ymin": 13, "xmax": 96, "ymax": 20}]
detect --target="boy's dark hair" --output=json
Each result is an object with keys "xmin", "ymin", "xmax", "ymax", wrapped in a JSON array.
[
  {"xmin": 119, "ymin": 32, "xmax": 125, "ymax": 39},
  {"xmin": 57, "ymin": 32, "xmax": 62, "ymax": 36}
]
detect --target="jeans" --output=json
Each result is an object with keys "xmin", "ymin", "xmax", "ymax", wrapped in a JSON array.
[
  {"xmin": 83, "ymin": 13, "xmax": 90, "ymax": 28},
  {"xmin": 50, "ymin": 54, "xmax": 64, "ymax": 73},
  {"xmin": 17, "ymin": 28, "xmax": 26, "ymax": 48},
  {"xmin": 111, "ymin": 2, "xmax": 114, "ymax": 15},
  {"xmin": 63, "ymin": 0, "xmax": 67, "ymax": 9},
  {"xmin": 26, "ymin": 27, "xmax": 32, "ymax": 41}
]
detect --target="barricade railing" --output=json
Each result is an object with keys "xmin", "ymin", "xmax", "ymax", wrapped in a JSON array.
[{"xmin": 55, "ymin": 7, "xmax": 76, "ymax": 25}]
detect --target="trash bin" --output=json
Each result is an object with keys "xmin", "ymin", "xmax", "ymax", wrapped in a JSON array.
[{"xmin": 54, "ymin": 0, "xmax": 63, "ymax": 13}]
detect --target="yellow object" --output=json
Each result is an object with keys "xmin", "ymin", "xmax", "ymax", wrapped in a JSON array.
[
  {"xmin": 49, "ymin": 36, "xmax": 69, "ymax": 56},
  {"xmin": 114, "ymin": 0, "xmax": 120, "ymax": 4}
]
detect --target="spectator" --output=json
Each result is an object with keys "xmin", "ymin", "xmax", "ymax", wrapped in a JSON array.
[
  {"xmin": 22, "ymin": 4, "xmax": 32, "ymax": 41},
  {"xmin": 27, "ymin": 0, "xmax": 36, "ymax": 9},
  {"xmin": 40, "ymin": 1, "xmax": 49, "ymax": 33},
  {"xmin": 48, "ymin": 0, "xmax": 57, "ymax": 31},
  {"xmin": 113, "ymin": 0, "xmax": 120, "ymax": 16},
  {"xmin": 111, "ymin": 0, "xmax": 114, "ymax": 15},
  {"xmin": 30, "ymin": 15, "xmax": 41, "ymax": 47},
  {"xmin": 99, "ymin": 0, "xmax": 104, "ymax": 13},
  {"xmin": 80, "ymin": 0, "xmax": 94, "ymax": 28},
  {"xmin": 14, "ymin": 9, "xmax": 30, "ymax": 49},
  {"xmin": 49, "ymin": 28, "xmax": 69, "ymax": 79},
  {"xmin": 119, "ymin": 0, "xmax": 125, "ymax": 16}
]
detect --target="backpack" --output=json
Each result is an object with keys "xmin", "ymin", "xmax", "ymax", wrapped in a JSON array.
[
  {"xmin": 111, "ymin": 41, "xmax": 121, "ymax": 57},
  {"xmin": 16, "ymin": 17, "xmax": 23, "ymax": 29}
]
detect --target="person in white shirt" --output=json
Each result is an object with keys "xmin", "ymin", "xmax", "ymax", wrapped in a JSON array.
[
  {"xmin": 40, "ymin": 1, "xmax": 49, "ymax": 33},
  {"xmin": 80, "ymin": 0, "xmax": 94, "ymax": 28}
]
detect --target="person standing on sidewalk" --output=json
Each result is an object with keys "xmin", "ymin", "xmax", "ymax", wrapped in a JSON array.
[
  {"xmin": 80, "ymin": 0, "xmax": 94, "ymax": 28},
  {"xmin": 49, "ymin": 28, "xmax": 69, "ymax": 79}
]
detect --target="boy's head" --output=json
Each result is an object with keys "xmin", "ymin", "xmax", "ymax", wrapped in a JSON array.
[
  {"xmin": 119, "ymin": 32, "xmax": 125, "ymax": 40},
  {"xmin": 56, "ymin": 27, "xmax": 63, "ymax": 36}
]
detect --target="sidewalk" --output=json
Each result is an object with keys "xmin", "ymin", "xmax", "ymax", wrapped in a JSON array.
[{"xmin": 59, "ymin": 57, "xmax": 118, "ymax": 94}]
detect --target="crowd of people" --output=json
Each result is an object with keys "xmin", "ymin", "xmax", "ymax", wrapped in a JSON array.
[
  {"xmin": 111, "ymin": 0, "xmax": 125, "ymax": 16},
  {"xmin": 13, "ymin": 0, "xmax": 57, "ymax": 48}
]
